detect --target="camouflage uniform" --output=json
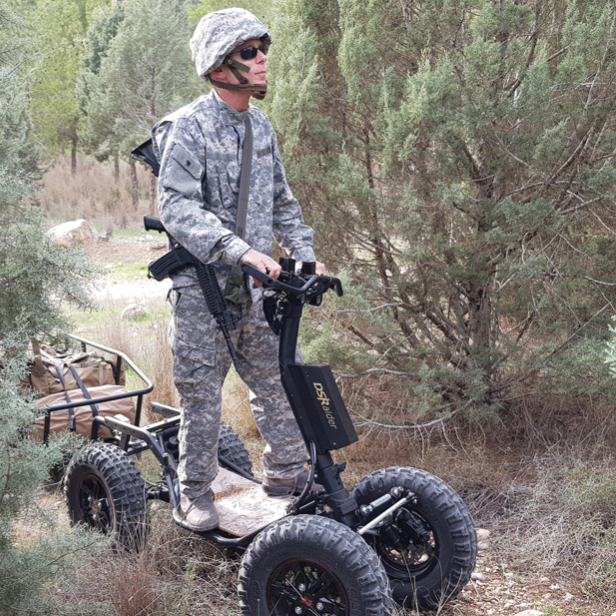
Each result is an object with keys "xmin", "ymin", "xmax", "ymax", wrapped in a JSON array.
[{"xmin": 152, "ymin": 89, "xmax": 316, "ymax": 500}]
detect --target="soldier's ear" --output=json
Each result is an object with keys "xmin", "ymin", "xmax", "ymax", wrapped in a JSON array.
[{"xmin": 210, "ymin": 65, "xmax": 229, "ymax": 82}]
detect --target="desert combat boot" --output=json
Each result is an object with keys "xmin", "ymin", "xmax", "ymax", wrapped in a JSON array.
[
  {"xmin": 262, "ymin": 469, "xmax": 323, "ymax": 496},
  {"xmin": 174, "ymin": 490, "xmax": 219, "ymax": 531}
]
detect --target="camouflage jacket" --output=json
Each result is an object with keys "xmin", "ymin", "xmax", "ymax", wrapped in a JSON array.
[{"xmin": 152, "ymin": 90, "xmax": 316, "ymax": 290}]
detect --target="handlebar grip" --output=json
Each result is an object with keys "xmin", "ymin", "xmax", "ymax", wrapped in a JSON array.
[{"xmin": 241, "ymin": 263, "xmax": 273, "ymax": 287}]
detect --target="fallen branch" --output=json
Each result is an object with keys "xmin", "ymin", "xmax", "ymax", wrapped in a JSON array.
[{"xmin": 350, "ymin": 399, "xmax": 475, "ymax": 430}]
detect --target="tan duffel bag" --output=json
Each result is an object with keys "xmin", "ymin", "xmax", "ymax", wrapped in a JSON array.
[
  {"xmin": 25, "ymin": 349, "xmax": 125, "ymax": 396},
  {"xmin": 33, "ymin": 384, "xmax": 136, "ymax": 441}
]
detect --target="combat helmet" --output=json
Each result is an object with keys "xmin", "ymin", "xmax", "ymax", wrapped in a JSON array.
[{"xmin": 190, "ymin": 8, "xmax": 271, "ymax": 100}]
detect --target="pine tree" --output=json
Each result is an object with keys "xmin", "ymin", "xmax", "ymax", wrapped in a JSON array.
[
  {"xmin": 266, "ymin": 0, "xmax": 616, "ymax": 418},
  {"xmin": 28, "ymin": 0, "xmax": 110, "ymax": 173},
  {"xmin": 79, "ymin": 0, "xmax": 202, "ymax": 212},
  {"xmin": 1, "ymin": 3, "xmax": 101, "ymax": 613}
]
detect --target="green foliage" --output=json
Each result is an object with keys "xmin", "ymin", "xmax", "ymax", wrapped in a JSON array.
[
  {"xmin": 0, "ymin": 204, "xmax": 95, "ymax": 338},
  {"xmin": 0, "ymin": 3, "xmax": 103, "ymax": 613},
  {"xmin": 266, "ymin": 0, "xmax": 616, "ymax": 418},
  {"xmin": 79, "ymin": 0, "xmax": 203, "ymax": 162},
  {"xmin": 28, "ymin": 0, "xmax": 110, "ymax": 157},
  {"xmin": 0, "ymin": 345, "xmax": 108, "ymax": 616},
  {"xmin": 1, "ymin": 3, "xmax": 94, "ymax": 340},
  {"xmin": 77, "ymin": 0, "xmax": 126, "ymax": 160},
  {"xmin": 189, "ymin": 0, "xmax": 272, "ymax": 24},
  {"xmin": 299, "ymin": 270, "xmax": 378, "ymax": 372}
]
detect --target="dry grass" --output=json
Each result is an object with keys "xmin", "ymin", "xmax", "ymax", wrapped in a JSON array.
[
  {"xmin": 221, "ymin": 369, "xmax": 259, "ymax": 439},
  {"xmin": 51, "ymin": 500, "xmax": 412, "ymax": 616},
  {"xmin": 486, "ymin": 449, "xmax": 616, "ymax": 601},
  {"xmin": 55, "ymin": 506, "xmax": 240, "ymax": 616},
  {"xmin": 37, "ymin": 155, "xmax": 152, "ymax": 232},
  {"xmin": 74, "ymin": 308, "xmax": 178, "ymax": 422},
  {"xmin": 81, "ymin": 306, "xmax": 259, "ymax": 432},
  {"xmin": 102, "ymin": 312, "xmax": 178, "ymax": 414}
]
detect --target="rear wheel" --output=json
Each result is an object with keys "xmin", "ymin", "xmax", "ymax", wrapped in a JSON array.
[
  {"xmin": 218, "ymin": 421, "xmax": 253, "ymax": 477},
  {"xmin": 156, "ymin": 420, "xmax": 254, "ymax": 478},
  {"xmin": 238, "ymin": 515, "xmax": 392, "ymax": 616},
  {"xmin": 64, "ymin": 443, "xmax": 148, "ymax": 550},
  {"xmin": 351, "ymin": 467, "xmax": 476, "ymax": 611}
]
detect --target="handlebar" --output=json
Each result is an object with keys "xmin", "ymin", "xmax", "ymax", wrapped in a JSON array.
[
  {"xmin": 143, "ymin": 215, "xmax": 343, "ymax": 299},
  {"xmin": 241, "ymin": 263, "xmax": 343, "ymax": 298}
]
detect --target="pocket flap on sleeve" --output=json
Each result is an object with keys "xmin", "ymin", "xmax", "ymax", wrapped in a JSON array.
[{"xmin": 161, "ymin": 143, "xmax": 204, "ymax": 195}]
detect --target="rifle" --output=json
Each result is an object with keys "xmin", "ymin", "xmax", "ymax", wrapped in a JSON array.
[
  {"xmin": 132, "ymin": 138, "xmax": 160, "ymax": 177},
  {"xmin": 144, "ymin": 215, "xmax": 240, "ymax": 366},
  {"xmin": 133, "ymin": 137, "xmax": 240, "ymax": 366}
]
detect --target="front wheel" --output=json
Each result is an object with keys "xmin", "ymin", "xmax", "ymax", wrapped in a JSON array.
[
  {"xmin": 64, "ymin": 443, "xmax": 148, "ymax": 550},
  {"xmin": 238, "ymin": 515, "xmax": 393, "ymax": 616},
  {"xmin": 351, "ymin": 467, "xmax": 476, "ymax": 611}
]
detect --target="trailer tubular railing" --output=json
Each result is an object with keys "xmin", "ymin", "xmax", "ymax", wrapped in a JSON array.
[{"xmin": 40, "ymin": 333, "xmax": 154, "ymax": 443}]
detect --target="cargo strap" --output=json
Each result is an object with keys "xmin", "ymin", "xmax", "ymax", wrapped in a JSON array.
[
  {"xmin": 51, "ymin": 360, "xmax": 76, "ymax": 431},
  {"xmin": 50, "ymin": 358, "xmax": 100, "ymax": 431}
]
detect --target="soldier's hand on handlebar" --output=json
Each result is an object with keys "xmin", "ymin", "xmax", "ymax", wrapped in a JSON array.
[
  {"xmin": 240, "ymin": 248, "xmax": 281, "ymax": 287},
  {"xmin": 310, "ymin": 260, "xmax": 327, "ymax": 276}
]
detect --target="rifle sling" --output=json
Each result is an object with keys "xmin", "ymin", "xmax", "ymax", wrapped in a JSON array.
[{"xmin": 231, "ymin": 115, "xmax": 252, "ymax": 276}]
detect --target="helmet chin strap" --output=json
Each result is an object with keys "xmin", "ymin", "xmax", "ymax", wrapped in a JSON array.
[{"xmin": 209, "ymin": 57, "xmax": 267, "ymax": 100}]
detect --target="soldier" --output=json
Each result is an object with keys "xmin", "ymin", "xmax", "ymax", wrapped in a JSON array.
[{"xmin": 152, "ymin": 8, "xmax": 325, "ymax": 531}]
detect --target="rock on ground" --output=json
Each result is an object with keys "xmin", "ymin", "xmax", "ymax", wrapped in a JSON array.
[{"xmin": 47, "ymin": 219, "xmax": 95, "ymax": 247}]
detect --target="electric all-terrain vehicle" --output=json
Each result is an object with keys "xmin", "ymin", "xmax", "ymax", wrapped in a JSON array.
[{"xmin": 63, "ymin": 214, "xmax": 477, "ymax": 615}]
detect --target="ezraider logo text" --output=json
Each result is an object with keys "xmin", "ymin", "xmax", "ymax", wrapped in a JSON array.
[{"xmin": 313, "ymin": 382, "xmax": 338, "ymax": 430}]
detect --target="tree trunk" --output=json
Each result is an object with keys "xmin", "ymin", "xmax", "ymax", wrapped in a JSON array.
[
  {"xmin": 129, "ymin": 160, "xmax": 139, "ymax": 210},
  {"xmin": 114, "ymin": 153, "xmax": 120, "ymax": 184},
  {"xmin": 466, "ymin": 280, "xmax": 492, "ymax": 359},
  {"xmin": 149, "ymin": 174, "xmax": 157, "ymax": 215},
  {"xmin": 71, "ymin": 139, "xmax": 77, "ymax": 176}
]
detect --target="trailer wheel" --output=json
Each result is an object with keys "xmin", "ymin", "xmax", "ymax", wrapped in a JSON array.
[
  {"xmin": 219, "ymin": 421, "xmax": 254, "ymax": 477},
  {"xmin": 64, "ymin": 443, "xmax": 148, "ymax": 550},
  {"xmin": 351, "ymin": 467, "xmax": 476, "ymax": 611},
  {"xmin": 238, "ymin": 515, "xmax": 392, "ymax": 616}
]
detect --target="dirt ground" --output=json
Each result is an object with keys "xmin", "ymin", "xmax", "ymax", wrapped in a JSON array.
[
  {"xmin": 83, "ymin": 232, "xmax": 170, "ymax": 306},
  {"xmin": 78, "ymin": 233, "xmax": 613, "ymax": 616}
]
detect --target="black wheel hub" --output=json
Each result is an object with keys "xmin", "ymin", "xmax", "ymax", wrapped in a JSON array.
[
  {"xmin": 267, "ymin": 559, "xmax": 348, "ymax": 616},
  {"xmin": 78, "ymin": 473, "xmax": 112, "ymax": 531},
  {"xmin": 373, "ymin": 509, "xmax": 437, "ymax": 579}
]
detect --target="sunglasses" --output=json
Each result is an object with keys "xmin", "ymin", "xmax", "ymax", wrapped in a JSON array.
[{"xmin": 228, "ymin": 44, "xmax": 269, "ymax": 61}]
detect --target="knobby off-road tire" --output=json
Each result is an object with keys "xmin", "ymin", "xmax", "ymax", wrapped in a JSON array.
[
  {"xmin": 64, "ymin": 443, "xmax": 149, "ymax": 551},
  {"xmin": 160, "ymin": 419, "xmax": 253, "ymax": 477},
  {"xmin": 351, "ymin": 467, "xmax": 477, "ymax": 611},
  {"xmin": 219, "ymin": 421, "xmax": 254, "ymax": 478},
  {"xmin": 238, "ymin": 515, "xmax": 393, "ymax": 616}
]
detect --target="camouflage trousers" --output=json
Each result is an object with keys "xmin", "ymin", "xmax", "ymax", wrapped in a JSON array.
[{"xmin": 168, "ymin": 284, "xmax": 307, "ymax": 500}]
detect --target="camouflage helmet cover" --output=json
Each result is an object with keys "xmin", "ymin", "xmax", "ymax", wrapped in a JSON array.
[{"xmin": 190, "ymin": 8, "xmax": 271, "ymax": 77}]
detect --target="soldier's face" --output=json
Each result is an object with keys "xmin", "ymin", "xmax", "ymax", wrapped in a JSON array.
[{"xmin": 226, "ymin": 38, "xmax": 268, "ymax": 86}]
